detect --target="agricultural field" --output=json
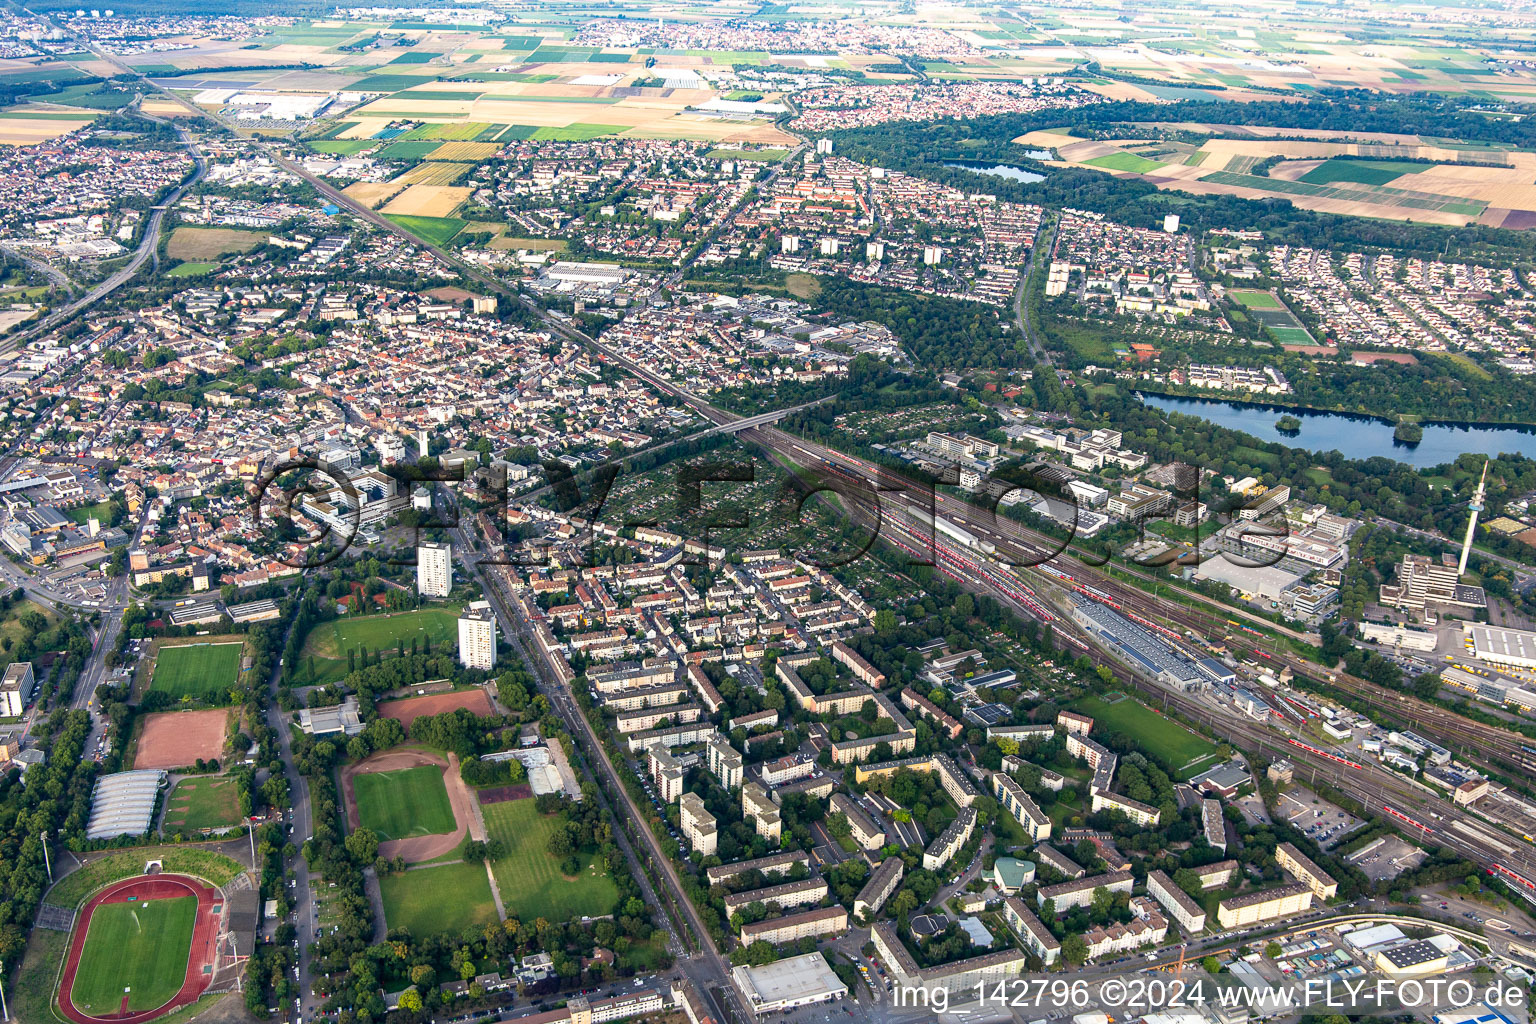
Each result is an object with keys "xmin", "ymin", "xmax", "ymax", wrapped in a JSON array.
[
  {"xmin": 163, "ymin": 776, "xmax": 242, "ymax": 833},
  {"xmin": 484, "ymin": 797, "xmax": 619, "ymax": 921},
  {"xmin": 1299, "ymin": 158, "xmax": 1428, "ymax": 186},
  {"xmin": 69, "ymin": 896, "xmax": 195, "ymax": 1015},
  {"xmin": 1022, "ymin": 125, "xmax": 1529, "ymax": 227},
  {"xmin": 1084, "ymin": 151, "xmax": 1164, "ymax": 173},
  {"xmin": 308, "ymin": 138, "xmax": 377, "ymax": 155},
  {"xmin": 341, "ymin": 181, "xmax": 405, "ymax": 209},
  {"xmin": 374, "ymin": 139, "xmax": 443, "ymax": 161},
  {"xmin": 165, "ymin": 227, "xmax": 268, "ymax": 261},
  {"xmin": 381, "ymin": 183, "xmax": 472, "ymax": 218},
  {"xmin": 1070, "ymin": 694, "xmax": 1219, "ymax": 778},
  {"xmin": 431, "ymin": 141, "xmax": 501, "ymax": 161},
  {"xmin": 293, "ymin": 606, "xmax": 462, "ymax": 683},
  {"xmin": 353, "ymin": 766, "xmax": 457, "ymax": 840},
  {"xmin": 393, "ymin": 161, "xmax": 470, "ymax": 185},
  {"xmin": 384, "ymin": 213, "xmax": 468, "ymax": 245},
  {"xmin": 150, "ymin": 641, "xmax": 243, "ymax": 699},
  {"xmin": 0, "ymin": 111, "xmax": 96, "ymax": 145},
  {"xmin": 379, "ymin": 860, "xmax": 497, "ymax": 936}
]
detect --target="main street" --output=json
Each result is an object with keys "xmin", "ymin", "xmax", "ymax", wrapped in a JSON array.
[
  {"xmin": 264, "ymin": 622, "xmax": 321, "ymax": 1022},
  {"xmin": 449, "ymin": 516, "xmax": 749, "ymax": 1024}
]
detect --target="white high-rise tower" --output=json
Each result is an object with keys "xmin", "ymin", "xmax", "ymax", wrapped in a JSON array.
[{"xmin": 1457, "ymin": 460, "xmax": 1489, "ymax": 577}]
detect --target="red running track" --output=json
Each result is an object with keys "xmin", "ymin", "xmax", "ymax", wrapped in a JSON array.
[{"xmin": 56, "ymin": 874, "xmax": 221, "ymax": 1024}]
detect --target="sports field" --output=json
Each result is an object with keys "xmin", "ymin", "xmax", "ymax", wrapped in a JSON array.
[
  {"xmin": 353, "ymin": 765, "xmax": 456, "ymax": 840},
  {"xmin": 1229, "ymin": 289, "xmax": 1282, "ymax": 309},
  {"xmin": 295, "ymin": 606, "xmax": 462, "ymax": 683},
  {"xmin": 150, "ymin": 641, "xmax": 242, "ymax": 699},
  {"xmin": 484, "ymin": 797, "xmax": 619, "ymax": 921},
  {"xmin": 379, "ymin": 860, "xmax": 497, "ymax": 936},
  {"xmin": 164, "ymin": 776, "xmax": 241, "ymax": 832},
  {"xmin": 69, "ymin": 896, "xmax": 196, "ymax": 1014},
  {"xmin": 1071, "ymin": 694, "xmax": 1219, "ymax": 777}
]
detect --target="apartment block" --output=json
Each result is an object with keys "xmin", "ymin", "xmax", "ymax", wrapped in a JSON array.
[
  {"xmin": 742, "ymin": 781, "xmax": 782, "ymax": 842},
  {"xmin": 1146, "ymin": 869, "xmax": 1206, "ymax": 934},
  {"xmin": 1276, "ymin": 842, "xmax": 1338, "ymax": 899},
  {"xmin": 1216, "ymin": 882, "xmax": 1313, "ymax": 929},
  {"xmin": 854, "ymin": 858, "xmax": 903, "ymax": 921},
  {"xmin": 1037, "ymin": 870, "xmax": 1134, "ymax": 912},
  {"xmin": 706, "ymin": 734, "xmax": 744, "ymax": 790},
  {"xmin": 739, "ymin": 906, "xmax": 847, "ymax": 946},
  {"xmin": 457, "ymin": 601, "xmax": 498, "ymax": 671},
  {"xmin": 679, "ymin": 791, "xmax": 717, "ymax": 857},
  {"xmin": 1003, "ymin": 896, "xmax": 1060, "ymax": 965},
  {"xmin": 417, "ymin": 541, "xmax": 452, "ymax": 597}
]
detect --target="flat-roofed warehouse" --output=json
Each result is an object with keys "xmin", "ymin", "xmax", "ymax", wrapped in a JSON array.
[
  {"xmin": 1466, "ymin": 623, "xmax": 1536, "ymax": 671},
  {"xmin": 731, "ymin": 951, "xmax": 848, "ymax": 1015},
  {"xmin": 87, "ymin": 769, "xmax": 167, "ymax": 839}
]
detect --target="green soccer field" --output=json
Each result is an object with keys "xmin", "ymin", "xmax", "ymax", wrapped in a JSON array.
[
  {"xmin": 164, "ymin": 777, "xmax": 242, "ymax": 832},
  {"xmin": 69, "ymin": 896, "xmax": 196, "ymax": 1014},
  {"xmin": 379, "ymin": 860, "xmax": 497, "ymax": 936},
  {"xmin": 293, "ymin": 607, "xmax": 463, "ymax": 684},
  {"xmin": 1071, "ymin": 694, "xmax": 1219, "ymax": 777},
  {"xmin": 150, "ymin": 642, "xmax": 242, "ymax": 699},
  {"xmin": 1229, "ymin": 289, "xmax": 1283, "ymax": 309},
  {"xmin": 484, "ymin": 798, "xmax": 619, "ymax": 921},
  {"xmin": 353, "ymin": 766, "xmax": 456, "ymax": 840}
]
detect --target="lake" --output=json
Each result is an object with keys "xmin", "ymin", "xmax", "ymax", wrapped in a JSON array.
[
  {"xmin": 1138, "ymin": 393, "xmax": 1536, "ymax": 469},
  {"xmin": 943, "ymin": 160, "xmax": 1046, "ymax": 183}
]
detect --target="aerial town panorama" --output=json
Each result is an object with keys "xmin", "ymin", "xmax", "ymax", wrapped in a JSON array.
[{"xmin": 4, "ymin": 3, "xmax": 1536, "ymax": 1024}]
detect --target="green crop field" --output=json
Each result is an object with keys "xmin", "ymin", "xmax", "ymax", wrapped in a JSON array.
[
  {"xmin": 352, "ymin": 73, "xmax": 441, "ymax": 92},
  {"xmin": 1229, "ymin": 289, "xmax": 1282, "ymax": 309},
  {"xmin": 1070, "ymin": 694, "xmax": 1219, "ymax": 777},
  {"xmin": 375, "ymin": 139, "xmax": 442, "ymax": 161},
  {"xmin": 379, "ymin": 860, "xmax": 497, "ymax": 936},
  {"xmin": 69, "ymin": 896, "xmax": 196, "ymax": 1014},
  {"xmin": 164, "ymin": 777, "xmax": 242, "ymax": 832},
  {"xmin": 707, "ymin": 147, "xmax": 789, "ymax": 162},
  {"xmin": 530, "ymin": 123, "xmax": 625, "ymax": 141},
  {"xmin": 484, "ymin": 798, "xmax": 619, "ymax": 921},
  {"xmin": 385, "ymin": 214, "xmax": 468, "ymax": 245},
  {"xmin": 308, "ymin": 139, "xmax": 376, "ymax": 155},
  {"xmin": 353, "ymin": 766, "xmax": 456, "ymax": 840},
  {"xmin": 150, "ymin": 642, "xmax": 242, "ymax": 699},
  {"xmin": 1084, "ymin": 152, "xmax": 1165, "ymax": 173},
  {"xmin": 1300, "ymin": 158, "xmax": 1424, "ymax": 186},
  {"xmin": 390, "ymin": 50, "xmax": 444, "ymax": 64}
]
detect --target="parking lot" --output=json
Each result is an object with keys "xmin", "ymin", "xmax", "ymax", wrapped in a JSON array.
[
  {"xmin": 1277, "ymin": 786, "xmax": 1362, "ymax": 849},
  {"xmin": 1346, "ymin": 834, "xmax": 1426, "ymax": 881}
]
